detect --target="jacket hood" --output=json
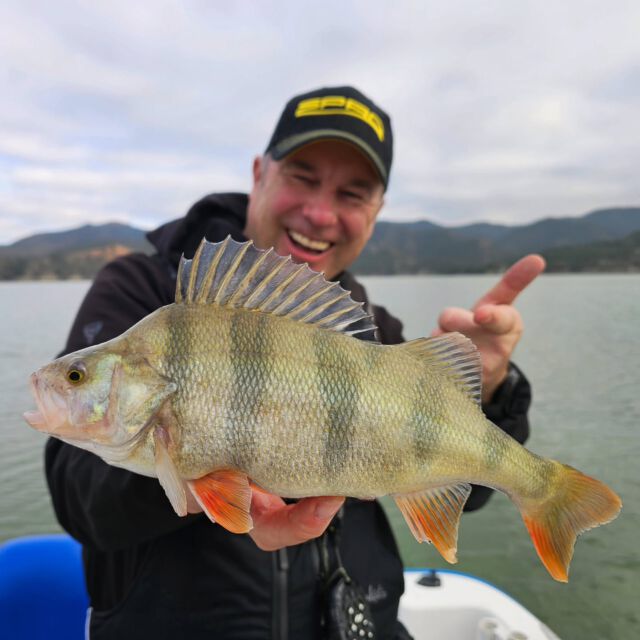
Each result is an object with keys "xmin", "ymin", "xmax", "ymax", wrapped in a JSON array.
[{"xmin": 146, "ymin": 193, "xmax": 249, "ymax": 267}]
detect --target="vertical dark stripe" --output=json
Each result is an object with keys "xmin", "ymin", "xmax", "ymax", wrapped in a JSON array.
[
  {"xmin": 313, "ymin": 332, "xmax": 361, "ymax": 476},
  {"xmin": 229, "ymin": 309, "xmax": 270, "ymax": 467},
  {"xmin": 361, "ymin": 338, "xmax": 384, "ymax": 374},
  {"xmin": 410, "ymin": 369, "xmax": 441, "ymax": 466}
]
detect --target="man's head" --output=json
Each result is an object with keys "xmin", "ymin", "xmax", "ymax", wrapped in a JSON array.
[{"xmin": 244, "ymin": 86, "xmax": 392, "ymax": 279}]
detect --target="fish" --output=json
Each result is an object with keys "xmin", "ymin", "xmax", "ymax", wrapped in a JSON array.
[{"xmin": 24, "ymin": 237, "xmax": 622, "ymax": 582}]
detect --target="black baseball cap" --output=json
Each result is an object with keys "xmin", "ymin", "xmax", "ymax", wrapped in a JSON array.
[{"xmin": 265, "ymin": 86, "xmax": 393, "ymax": 189}]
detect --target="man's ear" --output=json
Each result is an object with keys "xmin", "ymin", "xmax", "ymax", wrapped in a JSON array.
[
  {"xmin": 374, "ymin": 196, "xmax": 385, "ymax": 219},
  {"xmin": 252, "ymin": 156, "xmax": 263, "ymax": 186},
  {"xmin": 363, "ymin": 195, "xmax": 385, "ymax": 244}
]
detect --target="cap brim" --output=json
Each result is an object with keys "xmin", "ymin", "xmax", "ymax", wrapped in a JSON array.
[{"xmin": 269, "ymin": 129, "xmax": 388, "ymax": 188}]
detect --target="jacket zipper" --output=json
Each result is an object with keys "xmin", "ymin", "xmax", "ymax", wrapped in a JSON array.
[{"xmin": 272, "ymin": 548, "xmax": 289, "ymax": 640}]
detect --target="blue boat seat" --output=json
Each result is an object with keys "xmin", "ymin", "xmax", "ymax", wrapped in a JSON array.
[{"xmin": 0, "ymin": 534, "xmax": 89, "ymax": 640}]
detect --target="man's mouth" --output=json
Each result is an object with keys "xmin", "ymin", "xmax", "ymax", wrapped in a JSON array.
[{"xmin": 287, "ymin": 230, "xmax": 332, "ymax": 254}]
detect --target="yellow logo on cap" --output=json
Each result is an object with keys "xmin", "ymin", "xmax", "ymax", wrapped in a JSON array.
[{"xmin": 295, "ymin": 96, "xmax": 385, "ymax": 142}]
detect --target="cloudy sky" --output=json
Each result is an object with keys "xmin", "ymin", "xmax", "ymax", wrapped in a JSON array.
[{"xmin": 1, "ymin": 0, "xmax": 639, "ymax": 244}]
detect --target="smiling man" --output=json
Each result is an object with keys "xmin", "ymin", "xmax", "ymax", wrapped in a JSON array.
[
  {"xmin": 245, "ymin": 86, "xmax": 392, "ymax": 280},
  {"xmin": 245, "ymin": 140, "xmax": 384, "ymax": 279},
  {"xmin": 46, "ymin": 86, "xmax": 543, "ymax": 640}
]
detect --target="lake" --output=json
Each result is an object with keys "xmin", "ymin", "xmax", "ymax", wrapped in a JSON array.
[{"xmin": 1, "ymin": 275, "xmax": 638, "ymax": 639}]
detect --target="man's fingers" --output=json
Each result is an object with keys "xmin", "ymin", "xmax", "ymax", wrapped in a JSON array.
[
  {"xmin": 436, "ymin": 307, "xmax": 476, "ymax": 334},
  {"xmin": 431, "ymin": 257, "xmax": 541, "ymax": 403},
  {"xmin": 473, "ymin": 254, "xmax": 545, "ymax": 309},
  {"xmin": 249, "ymin": 495, "xmax": 344, "ymax": 551},
  {"xmin": 288, "ymin": 496, "xmax": 345, "ymax": 538},
  {"xmin": 437, "ymin": 305, "xmax": 518, "ymax": 337},
  {"xmin": 251, "ymin": 488, "xmax": 286, "ymax": 514},
  {"xmin": 474, "ymin": 304, "xmax": 519, "ymax": 335}
]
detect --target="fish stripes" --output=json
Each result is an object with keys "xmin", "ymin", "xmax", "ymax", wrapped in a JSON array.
[
  {"xmin": 313, "ymin": 331, "xmax": 360, "ymax": 477},
  {"xmin": 228, "ymin": 310, "xmax": 272, "ymax": 469},
  {"xmin": 409, "ymin": 371, "xmax": 441, "ymax": 466}
]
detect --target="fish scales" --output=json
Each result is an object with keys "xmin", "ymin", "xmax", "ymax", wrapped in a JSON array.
[
  {"xmin": 151, "ymin": 304, "xmax": 397, "ymax": 492},
  {"xmin": 148, "ymin": 302, "xmax": 502, "ymax": 498},
  {"xmin": 148, "ymin": 301, "xmax": 552, "ymax": 502},
  {"xmin": 120, "ymin": 303, "xmax": 537, "ymax": 502},
  {"xmin": 25, "ymin": 237, "xmax": 622, "ymax": 582}
]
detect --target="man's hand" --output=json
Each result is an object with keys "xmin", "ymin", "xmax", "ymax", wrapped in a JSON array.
[
  {"xmin": 249, "ymin": 489, "xmax": 344, "ymax": 551},
  {"xmin": 433, "ymin": 254, "xmax": 545, "ymax": 403}
]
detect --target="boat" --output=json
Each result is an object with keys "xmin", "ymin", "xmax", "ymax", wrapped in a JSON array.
[
  {"xmin": 0, "ymin": 534, "xmax": 560, "ymax": 639},
  {"xmin": 400, "ymin": 568, "xmax": 561, "ymax": 640},
  {"xmin": 0, "ymin": 534, "xmax": 88, "ymax": 640}
]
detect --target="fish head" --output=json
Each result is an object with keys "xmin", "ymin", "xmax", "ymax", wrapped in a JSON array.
[
  {"xmin": 24, "ymin": 346, "xmax": 123, "ymax": 443},
  {"xmin": 24, "ymin": 344, "xmax": 177, "ymax": 449}
]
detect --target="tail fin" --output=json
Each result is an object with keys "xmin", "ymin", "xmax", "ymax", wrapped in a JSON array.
[{"xmin": 520, "ymin": 463, "xmax": 621, "ymax": 582}]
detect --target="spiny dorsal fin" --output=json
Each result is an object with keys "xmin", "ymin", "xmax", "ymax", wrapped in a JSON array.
[
  {"xmin": 397, "ymin": 333, "xmax": 482, "ymax": 405},
  {"xmin": 175, "ymin": 237, "xmax": 378, "ymax": 337}
]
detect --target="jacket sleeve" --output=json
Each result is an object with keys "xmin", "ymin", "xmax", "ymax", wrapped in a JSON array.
[{"xmin": 44, "ymin": 254, "xmax": 201, "ymax": 551}]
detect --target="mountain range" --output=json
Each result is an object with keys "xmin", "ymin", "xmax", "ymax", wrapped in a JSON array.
[
  {"xmin": 1, "ymin": 207, "xmax": 639, "ymax": 280},
  {"xmin": 352, "ymin": 207, "xmax": 640, "ymax": 273},
  {"xmin": 0, "ymin": 222, "xmax": 152, "ymax": 257}
]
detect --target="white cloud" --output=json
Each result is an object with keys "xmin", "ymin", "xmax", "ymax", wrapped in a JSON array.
[
  {"xmin": 1, "ymin": 0, "xmax": 639, "ymax": 243},
  {"xmin": 0, "ymin": 132, "xmax": 90, "ymax": 164}
]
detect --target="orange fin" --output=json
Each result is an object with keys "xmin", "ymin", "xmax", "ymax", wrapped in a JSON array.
[
  {"xmin": 188, "ymin": 469, "xmax": 253, "ymax": 534},
  {"xmin": 394, "ymin": 483, "xmax": 471, "ymax": 563},
  {"xmin": 520, "ymin": 463, "xmax": 622, "ymax": 582}
]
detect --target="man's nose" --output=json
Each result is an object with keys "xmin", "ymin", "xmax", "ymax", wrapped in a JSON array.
[{"xmin": 302, "ymin": 192, "xmax": 338, "ymax": 227}]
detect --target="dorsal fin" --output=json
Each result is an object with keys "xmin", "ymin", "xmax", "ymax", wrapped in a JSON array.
[
  {"xmin": 175, "ymin": 237, "xmax": 378, "ymax": 337},
  {"xmin": 397, "ymin": 333, "xmax": 482, "ymax": 405}
]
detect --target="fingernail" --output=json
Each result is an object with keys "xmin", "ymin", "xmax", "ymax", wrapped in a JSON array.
[{"xmin": 314, "ymin": 498, "xmax": 343, "ymax": 520}]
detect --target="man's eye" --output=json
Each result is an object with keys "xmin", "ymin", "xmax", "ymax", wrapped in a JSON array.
[
  {"xmin": 341, "ymin": 190, "xmax": 365, "ymax": 202},
  {"xmin": 293, "ymin": 174, "xmax": 313, "ymax": 185}
]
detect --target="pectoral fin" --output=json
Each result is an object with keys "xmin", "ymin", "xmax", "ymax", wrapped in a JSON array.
[
  {"xmin": 394, "ymin": 483, "xmax": 471, "ymax": 563},
  {"xmin": 188, "ymin": 469, "xmax": 253, "ymax": 533},
  {"xmin": 154, "ymin": 426, "xmax": 188, "ymax": 517}
]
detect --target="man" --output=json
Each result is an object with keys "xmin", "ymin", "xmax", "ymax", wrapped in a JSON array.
[{"xmin": 46, "ymin": 86, "xmax": 544, "ymax": 639}]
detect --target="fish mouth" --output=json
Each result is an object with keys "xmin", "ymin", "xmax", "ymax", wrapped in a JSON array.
[
  {"xmin": 23, "ymin": 372, "xmax": 69, "ymax": 434},
  {"xmin": 23, "ymin": 409, "xmax": 48, "ymax": 429}
]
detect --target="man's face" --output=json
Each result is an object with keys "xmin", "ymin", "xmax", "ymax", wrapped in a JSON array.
[{"xmin": 244, "ymin": 140, "xmax": 384, "ymax": 280}]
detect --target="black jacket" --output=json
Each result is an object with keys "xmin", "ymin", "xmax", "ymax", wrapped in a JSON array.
[{"xmin": 45, "ymin": 193, "xmax": 531, "ymax": 639}]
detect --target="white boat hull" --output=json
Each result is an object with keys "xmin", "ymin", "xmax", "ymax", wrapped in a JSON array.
[{"xmin": 400, "ymin": 570, "xmax": 561, "ymax": 640}]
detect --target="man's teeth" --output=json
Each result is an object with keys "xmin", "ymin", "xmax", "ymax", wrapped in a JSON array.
[{"xmin": 289, "ymin": 230, "xmax": 330, "ymax": 252}]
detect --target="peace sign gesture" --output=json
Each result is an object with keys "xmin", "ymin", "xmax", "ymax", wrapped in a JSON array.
[{"xmin": 433, "ymin": 254, "xmax": 546, "ymax": 403}]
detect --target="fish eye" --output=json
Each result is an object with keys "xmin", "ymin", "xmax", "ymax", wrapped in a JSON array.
[{"xmin": 66, "ymin": 363, "xmax": 86, "ymax": 385}]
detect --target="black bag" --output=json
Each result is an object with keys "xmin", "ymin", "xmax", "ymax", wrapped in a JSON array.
[
  {"xmin": 318, "ymin": 510, "xmax": 376, "ymax": 640},
  {"xmin": 324, "ymin": 567, "xmax": 375, "ymax": 640}
]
